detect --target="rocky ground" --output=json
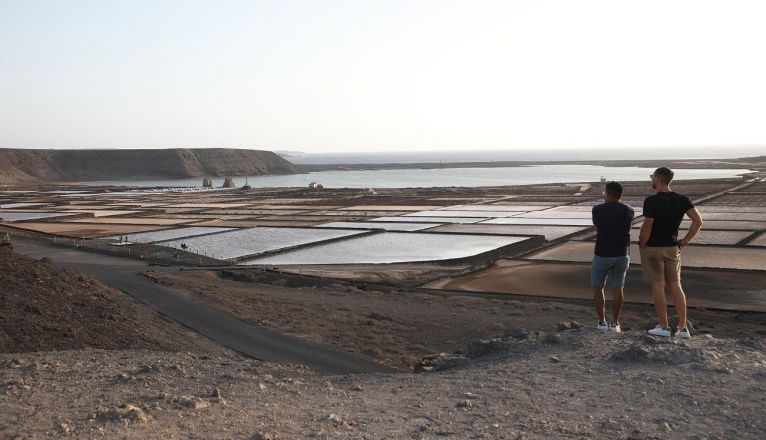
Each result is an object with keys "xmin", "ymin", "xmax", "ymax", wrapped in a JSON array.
[
  {"xmin": 140, "ymin": 268, "xmax": 766, "ymax": 371},
  {"xmin": 1, "ymin": 249, "xmax": 765, "ymax": 438},
  {"xmin": 2, "ymin": 327, "xmax": 764, "ymax": 439}
]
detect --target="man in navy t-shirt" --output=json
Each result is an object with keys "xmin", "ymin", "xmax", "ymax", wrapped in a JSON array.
[{"xmin": 591, "ymin": 181, "xmax": 634, "ymax": 332}]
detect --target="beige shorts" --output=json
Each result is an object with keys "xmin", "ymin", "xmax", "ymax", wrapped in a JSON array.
[{"xmin": 640, "ymin": 246, "xmax": 681, "ymax": 283}]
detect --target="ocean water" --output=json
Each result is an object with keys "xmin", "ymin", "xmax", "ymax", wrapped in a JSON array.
[
  {"xmin": 84, "ymin": 164, "xmax": 752, "ymax": 189},
  {"xmin": 283, "ymin": 146, "xmax": 765, "ymax": 164}
]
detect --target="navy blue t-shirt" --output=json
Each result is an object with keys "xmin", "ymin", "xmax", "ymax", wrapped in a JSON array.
[{"xmin": 592, "ymin": 202, "xmax": 635, "ymax": 257}]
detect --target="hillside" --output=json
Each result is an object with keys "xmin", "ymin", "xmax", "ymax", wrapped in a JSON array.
[
  {"xmin": 0, "ymin": 247, "xmax": 219, "ymax": 353},
  {"xmin": 1, "ymin": 243, "xmax": 764, "ymax": 438},
  {"xmin": 2, "ymin": 322, "xmax": 764, "ymax": 438},
  {"xmin": 0, "ymin": 148, "xmax": 301, "ymax": 184}
]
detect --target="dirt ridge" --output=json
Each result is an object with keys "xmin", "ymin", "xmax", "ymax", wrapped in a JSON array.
[{"xmin": 0, "ymin": 148, "xmax": 301, "ymax": 183}]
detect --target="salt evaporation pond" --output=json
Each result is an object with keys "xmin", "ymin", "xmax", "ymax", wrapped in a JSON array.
[
  {"xmin": 0, "ymin": 211, "xmax": 76, "ymax": 222},
  {"xmin": 628, "ymin": 228, "xmax": 753, "ymax": 246},
  {"xmin": 678, "ymin": 219, "xmax": 766, "ymax": 230},
  {"xmin": 440, "ymin": 204, "xmax": 553, "ymax": 212},
  {"xmin": 698, "ymin": 206, "xmax": 766, "ymax": 213},
  {"xmin": 404, "ymin": 210, "xmax": 522, "ymax": 218},
  {"xmin": 159, "ymin": 227, "xmax": 365, "ymax": 260},
  {"xmin": 430, "ymin": 224, "xmax": 588, "ymax": 241},
  {"xmin": 242, "ymin": 232, "xmax": 530, "ymax": 265},
  {"xmin": 105, "ymin": 226, "xmax": 236, "ymax": 244},
  {"xmin": 482, "ymin": 217, "xmax": 594, "ymax": 226},
  {"xmin": 318, "ymin": 222, "xmax": 443, "ymax": 231},
  {"xmin": 749, "ymin": 234, "xmax": 766, "ymax": 247},
  {"xmin": 0, "ymin": 202, "xmax": 50, "ymax": 209},
  {"xmin": 371, "ymin": 216, "xmax": 488, "ymax": 224},
  {"xmin": 696, "ymin": 212, "xmax": 766, "ymax": 221},
  {"xmin": 525, "ymin": 241, "xmax": 766, "ymax": 271},
  {"xmin": 514, "ymin": 211, "xmax": 596, "ymax": 219}
]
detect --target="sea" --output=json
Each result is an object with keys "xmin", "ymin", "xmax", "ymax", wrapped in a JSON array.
[
  {"xmin": 80, "ymin": 147, "xmax": 761, "ymax": 188},
  {"xmin": 85, "ymin": 164, "xmax": 752, "ymax": 189},
  {"xmin": 283, "ymin": 146, "xmax": 764, "ymax": 165}
]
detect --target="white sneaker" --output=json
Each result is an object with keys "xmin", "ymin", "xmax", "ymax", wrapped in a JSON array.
[
  {"xmin": 597, "ymin": 321, "xmax": 609, "ymax": 331},
  {"xmin": 609, "ymin": 322, "xmax": 621, "ymax": 333},
  {"xmin": 648, "ymin": 325, "xmax": 672, "ymax": 337},
  {"xmin": 674, "ymin": 328, "xmax": 691, "ymax": 338}
]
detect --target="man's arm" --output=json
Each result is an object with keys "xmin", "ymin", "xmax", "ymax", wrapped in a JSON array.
[
  {"xmin": 678, "ymin": 207, "xmax": 703, "ymax": 249},
  {"xmin": 639, "ymin": 217, "xmax": 653, "ymax": 249}
]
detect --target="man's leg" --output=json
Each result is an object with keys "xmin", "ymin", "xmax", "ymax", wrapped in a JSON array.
[
  {"xmin": 651, "ymin": 281, "xmax": 668, "ymax": 327},
  {"xmin": 667, "ymin": 280, "xmax": 687, "ymax": 330},
  {"xmin": 664, "ymin": 248, "xmax": 686, "ymax": 330},
  {"xmin": 607, "ymin": 256, "xmax": 629, "ymax": 325},
  {"xmin": 593, "ymin": 287, "xmax": 606, "ymax": 322},
  {"xmin": 609, "ymin": 287, "xmax": 624, "ymax": 324},
  {"xmin": 642, "ymin": 248, "xmax": 669, "ymax": 327},
  {"xmin": 591, "ymin": 256, "xmax": 608, "ymax": 326}
]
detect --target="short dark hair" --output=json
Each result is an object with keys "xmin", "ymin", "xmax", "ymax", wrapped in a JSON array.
[
  {"xmin": 653, "ymin": 166, "xmax": 674, "ymax": 184},
  {"xmin": 604, "ymin": 181, "xmax": 623, "ymax": 199}
]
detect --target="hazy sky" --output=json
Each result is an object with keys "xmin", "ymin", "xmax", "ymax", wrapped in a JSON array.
[{"xmin": 1, "ymin": 0, "xmax": 765, "ymax": 153}]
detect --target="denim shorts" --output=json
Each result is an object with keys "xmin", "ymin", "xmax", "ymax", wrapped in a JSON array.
[{"xmin": 591, "ymin": 255, "xmax": 630, "ymax": 288}]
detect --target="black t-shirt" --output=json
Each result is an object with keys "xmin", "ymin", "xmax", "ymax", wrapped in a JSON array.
[
  {"xmin": 592, "ymin": 201, "xmax": 634, "ymax": 257},
  {"xmin": 643, "ymin": 191, "xmax": 694, "ymax": 247}
]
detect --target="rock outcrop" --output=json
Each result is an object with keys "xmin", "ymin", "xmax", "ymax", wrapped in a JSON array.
[{"xmin": 0, "ymin": 148, "xmax": 301, "ymax": 184}]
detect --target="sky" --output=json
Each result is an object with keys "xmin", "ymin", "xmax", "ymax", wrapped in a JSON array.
[{"xmin": 1, "ymin": 0, "xmax": 765, "ymax": 154}]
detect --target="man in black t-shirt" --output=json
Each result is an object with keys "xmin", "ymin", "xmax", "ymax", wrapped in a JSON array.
[
  {"xmin": 639, "ymin": 167, "xmax": 704, "ymax": 338},
  {"xmin": 591, "ymin": 181, "xmax": 634, "ymax": 332}
]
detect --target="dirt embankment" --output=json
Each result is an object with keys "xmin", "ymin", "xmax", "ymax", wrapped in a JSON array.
[
  {"xmin": 0, "ymin": 148, "xmax": 302, "ymax": 184},
  {"xmin": 0, "ymin": 248, "xmax": 217, "ymax": 353}
]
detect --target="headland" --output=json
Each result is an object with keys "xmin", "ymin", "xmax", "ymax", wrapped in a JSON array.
[{"xmin": 0, "ymin": 148, "xmax": 301, "ymax": 184}]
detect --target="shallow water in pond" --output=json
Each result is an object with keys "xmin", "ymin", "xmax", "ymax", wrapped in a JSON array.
[
  {"xmin": 242, "ymin": 232, "xmax": 531, "ymax": 265},
  {"xmin": 159, "ymin": 227, "xmax": 365, "ymax": 260}
]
